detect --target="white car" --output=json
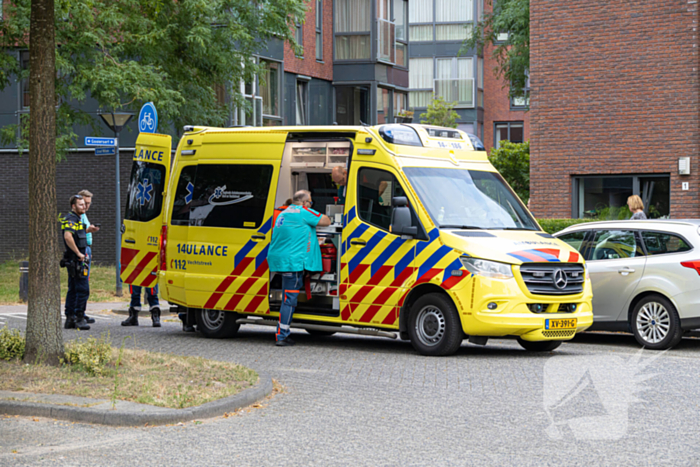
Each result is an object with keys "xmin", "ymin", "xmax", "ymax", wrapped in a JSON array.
[{"xmin": 555, "ymin": 220, "xmax": 700, "ymax": 349}]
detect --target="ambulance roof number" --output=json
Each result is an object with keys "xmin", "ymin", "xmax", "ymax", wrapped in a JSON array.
[{"xmin": 378, "ymin": 125, "xmax": 423, "ymax": 147}]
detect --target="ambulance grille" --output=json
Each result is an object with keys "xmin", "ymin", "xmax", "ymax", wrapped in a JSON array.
[{"xmin": 519, "ymin": 263, "xmax": 585, "ymax": 296}]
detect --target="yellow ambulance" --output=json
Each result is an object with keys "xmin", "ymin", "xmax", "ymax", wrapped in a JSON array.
[{"xmin": 120, "ymin": 124, "xmax": 593, "ymax": 356}]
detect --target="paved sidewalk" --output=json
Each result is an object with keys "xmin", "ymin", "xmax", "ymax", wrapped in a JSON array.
[{"xmin": 0, "ymin": 302, "xmax": 128, "ymax": 315}]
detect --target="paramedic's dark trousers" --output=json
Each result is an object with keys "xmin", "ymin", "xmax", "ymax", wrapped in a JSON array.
[{"xmin": 277, "ymin": 271, "xmax": 304, "ymax": 341}]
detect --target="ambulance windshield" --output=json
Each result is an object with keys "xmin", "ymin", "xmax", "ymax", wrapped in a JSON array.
[{"xmin": 403, "ymin": 167, "xmax": 538, "ymax": 231}]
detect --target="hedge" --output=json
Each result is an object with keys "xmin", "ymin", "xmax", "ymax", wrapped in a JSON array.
[{"xmin": 536, "ymin": 218, "xmax": 597, "ymax": 235}]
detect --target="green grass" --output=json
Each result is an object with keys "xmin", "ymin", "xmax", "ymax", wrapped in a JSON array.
[
  {"xmin": 0, "ymin": 346, "xmax": 258, "ymax": 409},
  {"xmin": 0, "ymin": 258, "xmax": 125, "ymax": 305}
]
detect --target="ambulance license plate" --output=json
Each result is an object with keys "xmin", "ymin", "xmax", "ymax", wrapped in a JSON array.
[{"xmin": 545, "ymin": 318, "xmax": 577, "ymax": 330}]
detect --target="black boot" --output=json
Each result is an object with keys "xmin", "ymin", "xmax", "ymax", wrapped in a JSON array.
[
  {"xmin": 121, "ymin": 307, "xmax": 139, "ymax": 326},
  {"xmin": 74, "ymin": 317, "xmax": 91, "ymax": 331},
  {"xmin": 64, "ymin": 317, "xmax": 76, "ymax": 329},
  {"xmin": 150, "ymin": 307, "xmax": 161, "ymax": 327}
]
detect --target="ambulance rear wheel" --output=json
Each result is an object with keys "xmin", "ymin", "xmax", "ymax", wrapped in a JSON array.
[
  {"xmin": 408, "ymin": 293, "xmax": 463, "ymax": 356},
  {"xmin": 196, "ymin": 310, "xmax": 240, "ymax": 338},
  {"xmin": 516, "ymin": 338, "xmax": 562, "ymax": 352}
]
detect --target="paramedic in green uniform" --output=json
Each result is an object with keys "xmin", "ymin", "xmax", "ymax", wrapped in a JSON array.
[{"xmin": 267, "ymin": 190, "xmax": 331, "ymax": 346}]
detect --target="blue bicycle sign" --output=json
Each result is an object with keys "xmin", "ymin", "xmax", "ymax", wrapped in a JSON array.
[{"xmin": 138, "ymin": 102, "xmax": 158, "ymax": 134}]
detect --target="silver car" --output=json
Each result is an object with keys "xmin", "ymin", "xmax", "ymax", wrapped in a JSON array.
[{"xmin": 554, "ymin": 220, "xmax": 700, "ymax": 349}]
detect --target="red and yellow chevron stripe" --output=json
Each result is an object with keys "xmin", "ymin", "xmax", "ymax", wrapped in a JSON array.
[
  {"xmin": 120, "ymin": 248, "xmax": 158, "ymax": 287},
  {"xmin": 199, "ymin": 218, "xmax": 272, "ymax": 314},
  {"xmin": 339, "ymin": 207, "xmax": 471, "ymax": 327}
]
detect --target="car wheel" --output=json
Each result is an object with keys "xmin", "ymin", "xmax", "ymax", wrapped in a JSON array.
[
  {"xmin": 196, "ymin": 309, "xmax": 240, "ymax": 338},
  {"xmin": 631, "ymin": 295, "xmax": 682, "ymax": 350},
  {"xmin": 517, "ymin": 338, "xmax": 562, "ymax": 352},
  {"xmin": 407, "ymin": 293, "xmax": 463, "ymax": 356},
  {"xmin": 305, "ymin": 329, "xmax": 336, "ymax": 337}
]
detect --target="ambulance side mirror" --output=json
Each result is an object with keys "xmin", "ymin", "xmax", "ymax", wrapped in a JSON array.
[{"xmin": 390, "ymin": 197, "xmax": 417, "ymax": 238}]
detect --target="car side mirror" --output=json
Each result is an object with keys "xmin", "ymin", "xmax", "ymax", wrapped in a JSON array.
[{"xmin": 390, "ymin": 196, "xmax": 417, "ymax": 238}]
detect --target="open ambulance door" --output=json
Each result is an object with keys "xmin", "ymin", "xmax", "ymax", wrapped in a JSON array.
[{"xmin": 120, "ymin": 133, "xmax": 172, "ymax": 288}]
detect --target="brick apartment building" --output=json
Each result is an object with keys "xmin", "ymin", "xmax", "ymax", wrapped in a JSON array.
[
  {"xmin": 529, "ymin": 0, "xmax": 699, "ymax": 219},
  {"xmin": 481, "ymin": 0, "xmax": 529, "ymax": 152}
]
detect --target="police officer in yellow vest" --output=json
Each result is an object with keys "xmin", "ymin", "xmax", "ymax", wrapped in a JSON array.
[{"xmin": 61, "ymin": 195, "xmax": 91, "ymax": 330}]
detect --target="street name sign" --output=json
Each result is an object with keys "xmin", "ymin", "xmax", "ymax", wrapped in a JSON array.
[
  {"xmin": 94, "ymin": 147, "xmax": 116, "ymax": 156},
  {"xmin": 85, "ymin": 137, "xmax": 117, "ymax": 146}
]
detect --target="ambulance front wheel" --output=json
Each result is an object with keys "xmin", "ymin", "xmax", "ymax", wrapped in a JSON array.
[
  {"xmin": 196, "ymin": 309, "xmax": 240, "ymax": 338},
  {"xmin": 408, "ymin": 293, "xmax": 463, "ymax": 356}
]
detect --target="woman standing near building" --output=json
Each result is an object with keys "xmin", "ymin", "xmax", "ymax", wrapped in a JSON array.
[{"xmin": 628, "ymin": 195, "xmax": 647, "ymax": 220}]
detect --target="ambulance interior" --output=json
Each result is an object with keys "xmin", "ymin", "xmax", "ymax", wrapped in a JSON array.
[{"xmin": 269, "ymin": 137, "xmax": 353, "ymax": 316}]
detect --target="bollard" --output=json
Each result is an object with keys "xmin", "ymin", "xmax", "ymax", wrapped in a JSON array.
[{"xmin": 19, "ymin": 261, "xmax": 29, "ymax": 303}]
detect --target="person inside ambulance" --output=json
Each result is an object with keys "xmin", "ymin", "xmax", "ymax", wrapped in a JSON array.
[
  {"xmin": 267, "ymin": 190, "xmax": 331, "ymax": 347},
  {"xmin": 331, "ymin": 166, "xmax": 347, "ymax": 204}
]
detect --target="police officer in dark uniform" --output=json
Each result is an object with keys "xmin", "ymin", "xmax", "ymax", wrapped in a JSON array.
[{"xmin": 61, "ymin": 194, "xmax": 91, "ymax": 330}]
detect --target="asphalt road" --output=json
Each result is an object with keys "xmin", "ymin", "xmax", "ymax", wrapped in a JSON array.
[{"xmin": 1, "ymin": 307, "xmax": 699, "ymax": 466}]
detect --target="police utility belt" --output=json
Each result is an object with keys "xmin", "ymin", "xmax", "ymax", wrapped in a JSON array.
[{"xmin": 61, "ymin": 227, "xmax": 90, "ymax": 278}]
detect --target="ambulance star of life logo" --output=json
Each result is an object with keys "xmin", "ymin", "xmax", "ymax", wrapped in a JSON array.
[
  {"xmin": 185, "ymin": 182, "xmax": 194, "ymax": 204},
  {"xmin": 543, "ymin": 349, "xmax": 663, "ymax": 440},
  {"xmin": 136, "ymin": 179, "xmax": 153, "ymax": 206}
]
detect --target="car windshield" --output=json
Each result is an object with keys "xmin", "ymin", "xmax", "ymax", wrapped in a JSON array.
[{"xmin": 403, "ymin": 167, "xmax": 539, "ymax": 230}]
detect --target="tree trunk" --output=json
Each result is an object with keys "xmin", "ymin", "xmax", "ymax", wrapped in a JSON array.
[{"xmin": 24, "ymin": 0, "xmax": 63, "ymax": 366}]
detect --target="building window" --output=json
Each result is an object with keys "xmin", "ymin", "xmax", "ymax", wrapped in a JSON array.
[
  {"xmin": 573, "ymin": 175, "xmax": 670, "ymax": 219},
  {"xmin": 296, "ymin": 21, "xmax": 304, "ymax": 57},
  {"xmin": 435, "ymin": 57, "xmax": 474, "ymax": 107},
  {"xmin": 260, "ymin": 60, "xmax": 280, "ymax": 118},
  {"xmin": 477, "ymin": 57, "xmax": 484, "ymax": 108},
  {"xmin": 377, "ymin": 0, "xmax": 395, "ymax": 63},
  {"xmin": 334, "ymin": 0, "xmax": 371, "ymax": 60},
  {"xmin": 511, "ymin": 72, "xmax": 530, "ymax": 109},
  {"xmin": 494, "ymin": 121, "xmax": 523, "ymax": 148},
  {"xmin": 409, "ymin": 0, "xmax": 472, "ymax": 42},
  {"xmin": 20, "ymin": 50, "xmax": 30, "ymax": 108},
  {"xmin": 236, "ymin": 58, "xmax": 282, "ymax": 127},
  {"xmin": 377, "ymin": 87, "xmax": 392, "ymax": 123},
  {"xmin": 394, "ymin": 0, "xmax": 408, "ymax": 67},
  {"xmin": 394, "ymin": 91, "xmax": 408, "ymax": 119},
  {"xmin": 316, "ymin": 0, "xmax": 323, "ymax": 60},
  {"xmin": 296, "ymin": 80, "xmax": 308, "ymax": 125},
  {"xmin": 408, "ymin": 57, "xmax": 433, "ymax": 108},
  {"xmin": 409, "ymin": 0, "xmax": 433, "ymax": 41}
]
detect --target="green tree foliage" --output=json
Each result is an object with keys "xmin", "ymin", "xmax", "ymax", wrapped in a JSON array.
[
  {"xmin": 419, "ymin": 96, "xmax": 459, "ymax": 128},
  {"xmin": 488, "ymin": 140, "xmax": 529, "ymax": 203},
  {"xmin": 0, "ymin": 0, "xmax": 306, "ymax": 154},
  {"xmin": 462, "ymin": 0, "xmax": 529, "ymax": 99}
]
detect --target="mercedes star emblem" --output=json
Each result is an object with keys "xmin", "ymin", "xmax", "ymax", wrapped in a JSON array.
[{"xmin": 553, "ymin": 269, "xmax": 568, "ymax": 289}]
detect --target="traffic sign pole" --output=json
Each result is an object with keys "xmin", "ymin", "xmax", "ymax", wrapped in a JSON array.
[{"xmin": 115, "ymin": 129, "xmax": 122, "ymax": 296}]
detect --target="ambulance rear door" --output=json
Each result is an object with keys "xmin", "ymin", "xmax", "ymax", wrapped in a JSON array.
[{"xmin": 120, "ymin": 133, "xmax": 172, "ymax": 287}]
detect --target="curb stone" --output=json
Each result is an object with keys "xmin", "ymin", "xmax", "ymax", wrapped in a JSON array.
[{"xmin": 0, "ymin": 371, "xmax": 273, "ymax": 427}]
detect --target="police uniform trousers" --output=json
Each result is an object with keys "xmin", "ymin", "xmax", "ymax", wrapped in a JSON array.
[{"xmin": 65, "ymin": 271, "xmax": 90, "ymax": 321}]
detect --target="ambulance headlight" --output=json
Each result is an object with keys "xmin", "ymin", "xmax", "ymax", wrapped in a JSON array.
[{"xmin": 460, "ymin": 257, "xmax": 513, "ymax": 280}]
